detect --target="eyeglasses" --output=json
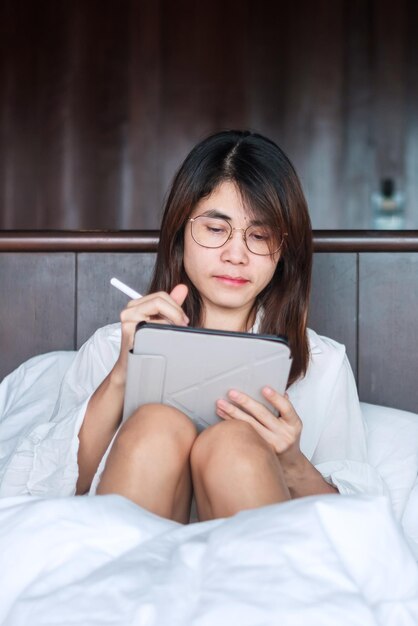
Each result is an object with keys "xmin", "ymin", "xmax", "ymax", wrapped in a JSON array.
[{"xmin": 188, "ymin": 215, "xmax": 285, "ymax": 256}]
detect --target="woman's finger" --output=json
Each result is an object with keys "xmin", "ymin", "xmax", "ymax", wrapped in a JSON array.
[
  {"xmin": 121, "ymin": 293, "xmax": 189, "ymax": 327},
  {"xmin": 216, "ymin": 398, "xmax": 275, "ymax": 441},
  {"xmin": 225, "ymin": 389, "xmax": 278, "ymax": 428},
  {"xmin": 261, "ymin": 387, "xmax": 300, "ymax": 425},
  {"xmin": 217, "ymin": 392, "xmax": 302, "ymax": 455}
]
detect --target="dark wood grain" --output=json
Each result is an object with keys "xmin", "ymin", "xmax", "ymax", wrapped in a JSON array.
[
  {"xmin": 1, "ymin": 231, "xmax": 418, "ymax": 252},
  {"xmin": 1, "ymin": 0, "xmax": 417, "ymax": 231},
  {"xmin": 373, "ymin": 0, "xmax": 406, "ymax": 188},
  {"xmin": 0, "ymin": 231, "xmax": 160, "ymax": 251},
  {"xmin": 0, "ymin": 0, "xmax": 40, "ymax": 228},
  {"xmin": 127, "ymin": 0, "xmax": 162, "ymax": 229},
  {"xmin": 405, "ymin": 0, "xmax": 418, "ymax": 229},
  {"xmin": 342, "ymin": 0, "xmax": 373, "ymax": 229},
  {"xmin": 359, "ymin": 252, "xmax": 418, "ymax": 413},
  {"xmin": 312, "ymin": 230, "xmax": 418, "ymax": 252},
  {"xmin": 282, "ymin": 0, "xmax": 345, "ymax": 229}
]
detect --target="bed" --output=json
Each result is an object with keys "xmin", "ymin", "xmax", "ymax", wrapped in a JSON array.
[{"xmin": 0, "ymin": 231, "xmax": 418, "ymax": 625}]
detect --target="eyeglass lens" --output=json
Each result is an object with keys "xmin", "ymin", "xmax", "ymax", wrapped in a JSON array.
[{"xmin": 191, "ymin": 216, "xmax": 280, "ymax": 255}]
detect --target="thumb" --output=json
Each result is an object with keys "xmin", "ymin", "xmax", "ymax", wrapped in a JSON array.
[{"xmin": 170, "ymin": 283, "xmax": 188, "ymax": 307}]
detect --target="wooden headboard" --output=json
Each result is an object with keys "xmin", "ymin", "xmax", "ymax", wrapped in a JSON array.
[{"xmin": 1, "ymin": 230, "xmax": 418, "ymax": 414}]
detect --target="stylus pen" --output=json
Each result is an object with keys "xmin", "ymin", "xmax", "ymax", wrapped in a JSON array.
[{"xmin": 110, "ymin": 277, "xmax": 142, "ymax": 299}]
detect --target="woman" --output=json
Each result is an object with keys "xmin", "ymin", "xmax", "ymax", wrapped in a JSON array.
[{"xmin": 4, "ymin": 130, "xmax": 385, "ymax": 520}]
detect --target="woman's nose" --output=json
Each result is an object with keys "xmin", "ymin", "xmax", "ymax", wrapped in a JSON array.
[{"xmin": 221, "ymin": 229, "xmax": 249, "ymax": 261}]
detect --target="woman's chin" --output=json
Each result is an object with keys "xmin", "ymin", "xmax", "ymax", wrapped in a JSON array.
[{"xmin": 203, "ymin": 291, "xmax": 256, "ymax": 312}]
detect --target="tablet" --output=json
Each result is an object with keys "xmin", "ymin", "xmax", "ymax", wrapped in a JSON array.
[{"xmin": 123, "ymin": 322, "xmax": 292, "ymax": 431}]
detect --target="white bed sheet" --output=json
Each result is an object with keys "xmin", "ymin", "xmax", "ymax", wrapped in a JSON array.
[{"xmin": 0, "ymin": 493, "xmax": 417, "ymax": 626}]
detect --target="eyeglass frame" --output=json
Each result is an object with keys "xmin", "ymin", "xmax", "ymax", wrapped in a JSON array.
[{"xmin": 187, "ymin": 215, "xmax": 287, "ymax": 256}]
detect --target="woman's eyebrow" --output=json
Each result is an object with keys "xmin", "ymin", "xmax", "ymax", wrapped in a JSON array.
[
  {"xmin": 199, "ymin": 209, "xmax": 265, "ymax": 226},
  {"xmin": 200, "ymin": 209, "xmax": 231, "ymax": 220}
]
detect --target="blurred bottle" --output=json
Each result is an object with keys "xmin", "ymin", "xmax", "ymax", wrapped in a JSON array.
[{"xmin": 372, "ymin": 178, "xmax": 405, "ymax": 229}]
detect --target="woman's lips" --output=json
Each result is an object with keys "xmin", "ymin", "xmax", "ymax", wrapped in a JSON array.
[{"xmin": 214, "ymin": 275, "xmax": 250, "ymax": 286}]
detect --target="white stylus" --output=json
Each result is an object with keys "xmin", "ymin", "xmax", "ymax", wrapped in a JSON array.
[{"xmin": 110, "ymin": 277, "xmax": 142, "ymax": 299}]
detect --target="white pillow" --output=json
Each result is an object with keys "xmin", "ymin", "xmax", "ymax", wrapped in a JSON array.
[
  {"xmin": 361, "ymin": 402, "xmax": 418, "ymax": 520},
  {"xmin": 0, "ymin": 351, "xmax": 76, "ymax": 442}
]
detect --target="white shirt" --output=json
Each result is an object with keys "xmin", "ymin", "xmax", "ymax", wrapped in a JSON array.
[{"xmin": 0, "ymin": 323, "xmax": 387, "ymax": 499}]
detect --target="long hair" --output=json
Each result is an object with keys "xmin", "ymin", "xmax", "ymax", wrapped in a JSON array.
[{"xmin": 148, "ymin": 130, "xmax": 312, "ymax": 385}]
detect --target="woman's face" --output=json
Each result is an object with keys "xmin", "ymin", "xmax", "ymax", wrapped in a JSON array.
[{"xmin": 183, "ymin": 181, "xmax": 281, "ymax": 329}]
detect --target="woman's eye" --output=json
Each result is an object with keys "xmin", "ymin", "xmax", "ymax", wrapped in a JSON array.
[
  {"xmin": 249, "ymin": 231, "xmax": 269, "ymax": 241},
  {"xmin": 206, "ymin": 224, "xmax": 228, "ymax": 235}
]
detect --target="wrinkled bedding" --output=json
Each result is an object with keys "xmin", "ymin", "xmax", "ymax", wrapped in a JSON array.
[{"xmin": 0, "ymin": 493, "xmax": 418, "ymax": 626}]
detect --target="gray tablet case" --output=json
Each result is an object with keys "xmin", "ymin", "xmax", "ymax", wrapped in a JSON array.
[{"xmin": 123, "ymin": 323, "xmax": 292, "ymax": 431}]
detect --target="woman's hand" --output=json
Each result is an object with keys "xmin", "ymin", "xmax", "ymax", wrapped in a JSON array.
[
  {"xmin": 216, "ymin": 388, "xmax": 338, "ymax": 498},
  {"xmin": 216, "ymin": 386, "xmax": 303, "ymax": 459},
  {"xmin": 111, "ymin": 284, "xmax": 189, "ymax": 385}
]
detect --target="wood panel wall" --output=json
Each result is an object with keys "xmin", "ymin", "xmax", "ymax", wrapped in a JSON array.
[
  {"xmin": 1, "ymin": 232, "xmax": 418, "ymax": 414},
  {"xmin": 1, "ymin": 0, "xmax": 418, "ymax": 231}
]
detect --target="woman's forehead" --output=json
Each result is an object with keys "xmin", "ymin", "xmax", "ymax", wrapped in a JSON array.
[{"xmin": 190, "ymin": 181, "xmax": 259, "ymax": 223}]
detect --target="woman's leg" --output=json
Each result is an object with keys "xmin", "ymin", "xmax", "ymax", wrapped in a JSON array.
[
  {"xmin": 190, "ymin": 420, "xmax": 290, "ymax": 521},
  {"xmin": 96, "ymin": 403, "xmax": 198, "ymax": 523}
]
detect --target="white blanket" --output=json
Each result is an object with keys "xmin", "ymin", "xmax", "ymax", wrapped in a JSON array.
[{"xmin": 0, "ymin": 493, "xmax": 417, "ymax": 626}]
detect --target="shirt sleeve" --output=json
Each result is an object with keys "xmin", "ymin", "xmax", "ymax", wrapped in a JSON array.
[
  {"xmin": 51, "ymin": 324, "xmax": 121, "ymax": 420},
  {"xmin": 311, "ymin": 354, "xmax": 389, "ymax": 498}
]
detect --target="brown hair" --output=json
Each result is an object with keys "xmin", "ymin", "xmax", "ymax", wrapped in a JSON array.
[{"xmin": 148, "ymin": 130, "xmax": 312, "ymax": 385}]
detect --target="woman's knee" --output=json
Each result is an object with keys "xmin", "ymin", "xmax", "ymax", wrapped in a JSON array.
[
  {"xmin": 115, "ymin": 403, "xmax": 198, "ymax": 456},
  {"xmin": 191, "ymin": 419, "xmax": 275, "ymax": 479}
]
